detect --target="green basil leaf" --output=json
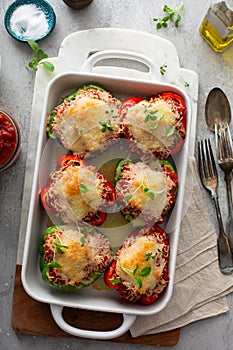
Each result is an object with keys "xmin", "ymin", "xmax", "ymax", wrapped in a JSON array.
[
  {"xmin": 27, "ymin": 39, "xmax": 39, "ymax": 52},
  {"xmin": 28, "ymin": 61, "xmax": 38, "ymax": 71},
  {"xmin": 40, "ymin": 61, "xmax": 55, "ymax": 72},
  {"xmin": 37, "ymin": 49, "xmax": 48, "ymax": 61},
  {"xmin": 135, "ymin": 276, "xmax": 142, "ymax": 289},
  {"xmin": 148, "ymin": 191, "xmax": 155, "ymax": 200},
  {"xmin": 80, "ymin": 235, "xmax": 85, "ymax": 247},
  {"xmin": 48, "ymin": 261, "xmax": 62, "ymax": 268},
  {"xmin": 110, "ymin": 278, "xmax": 121, "ymax": 285},
  {"xmin": 54, "ymin": 242, "xmax": 68, "ymax": 254},
  {"xmin": 124, "ymin": 194, "xmax": 132, "ymax": 201},
  {"xmin": 139, "ymin": 266, "xmax": 151, "ymax": 277},
  {"xmin": 167, "ymin": 126, "xmax": 175, "ymax": 137},
  {"xmin": 150, "ymin": 123, "xmax": 158, "ymax": 129},
  {"xmin": 142, "ymin": 186, "xmax": 149, "ymax": 193},
  {"xmin": 133, "ymin": 263, "xmax": 139, "ymax": 275},
  {"xmin": 80, "ymin": 183, "xmax": 88, "ymax": 192}
]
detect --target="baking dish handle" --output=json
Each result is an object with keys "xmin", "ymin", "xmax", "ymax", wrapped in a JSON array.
[
  {"xmin": 80, "ymin": 49, "xmax": 160, "ymax": 80},
  {"xmin": 50, "ymin": 304, "xmax": 137, "ymax": 340}
]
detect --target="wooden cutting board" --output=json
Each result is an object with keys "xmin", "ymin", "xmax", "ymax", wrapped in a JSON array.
[{"xmin": 12, "ymin": 265, "xmax": 180, "ymax": 345}]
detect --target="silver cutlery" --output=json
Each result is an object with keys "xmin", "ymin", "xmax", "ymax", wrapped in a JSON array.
[
  {"xmin": 215, "ymin": 122, "xmax": 233, "ymax": 251},
  {"xmin": 198, "ymin": 138, "xmax": 233, "ymax": 274},
  {"xmin": 205, "ymin": 87, "xmax": 231, "ymax": 132}
]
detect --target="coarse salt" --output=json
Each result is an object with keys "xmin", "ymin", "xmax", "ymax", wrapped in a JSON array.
[{"xmin": 10, "ymin": 4, "xmax": 49, "ymax": 40}]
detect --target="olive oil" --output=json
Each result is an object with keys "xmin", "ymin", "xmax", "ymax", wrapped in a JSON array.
[{"xmin": 199, "ymin": 1, "xmax": 233, "ymax": 52}]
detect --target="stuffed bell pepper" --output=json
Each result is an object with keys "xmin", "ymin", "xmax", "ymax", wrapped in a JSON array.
[
  {"xmin": 114, "ymin": 158, "xmax": 178, "ymax": 226},
  {"xmin": 119, "ymin": 92, "xmax": 187, "ymax": 159},
  {"xmin": 39, "ymin": 224, "xmax": 112, "ymax": 290},
  {"xmin": 47, "ymin": 84, "xmax": 121, "ymax": 158},
  {"xmin": 104, "ymin": 225, "xmax": 169, "ymax": 305},
  {"xmin": 40, "ymin": 154, "xmax": 116, "ymax": 226}
]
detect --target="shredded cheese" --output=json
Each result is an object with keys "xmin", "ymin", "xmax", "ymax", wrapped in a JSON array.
[
  {"xmin": 116, "ymin": 235, "xmax": 167, "ymax": 294},
  {"xmin": 123, "ymin": 99, "xmax": 184, "ymax": 153},
  {"xmin": 115, "ymin": 162, "xmax": 175, "ymax": 222},
  {"xmin": 46, "ymin": 226, "xmax": 111, "ymax": 287},
  {"xmin": 48, "ymin": 164, "xmax": 105, "ymax": 224},
  {"xmin": 52, "ymin": 90, "xmax": 121, "ymax": 157}
]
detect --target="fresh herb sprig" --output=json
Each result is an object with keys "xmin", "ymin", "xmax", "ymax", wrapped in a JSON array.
[
  {"xmin": 153, "ymin": 1, "xmax": 184, "ymax": 29},
  {"xmin": 27, "ymin": 39, "xmax": 55, "ymax": 72},
  {"xmin": 124, "ymin": 182, "xmax": 155, "ymax": 202},
  {"xmin": 120, "ymin": 263, "xmax": 151, "ymax": 289},
  {"xmin": 99, "ymin": 109, "xmax": 118, "ymax": 133},
  {"xmin": 143, "ymin": 106, "xmax": 175, "ymax": 137},
  {"xmin": 144, "ymin": 107, "xmax": 159, "ymax": 129}
]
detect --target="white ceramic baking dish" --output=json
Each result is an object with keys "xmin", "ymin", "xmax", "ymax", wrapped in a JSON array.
[{"xmin": 22, "ymin": 50, "xmax": 192, "ymax": 339}]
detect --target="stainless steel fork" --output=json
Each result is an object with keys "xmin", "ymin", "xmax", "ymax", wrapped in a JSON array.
[
  {"xmin": 198, "ymin": 138, "xmax": 233, "ymax": 274},
  {"xmin": 215, "ymin": 122, "xmax": 233, "ymax": 251}
]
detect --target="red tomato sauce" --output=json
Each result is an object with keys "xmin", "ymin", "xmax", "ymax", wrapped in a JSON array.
[{"xmin": 0, "ymin": 112, "xmax": 17, "ymax": 166}]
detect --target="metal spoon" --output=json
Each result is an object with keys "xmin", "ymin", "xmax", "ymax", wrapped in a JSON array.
[{"xmin": 205, "ymin": 87, "xmax": 231, "ymax": 132}]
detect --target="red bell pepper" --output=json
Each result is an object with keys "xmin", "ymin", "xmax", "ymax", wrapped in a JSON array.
[
  {"xmin": 104, "ymin": 225, "xmax": 169, "ymax": 305},
  {"xmin": 40, "ymin": 154, "xmax": 116, "ymax": 226},
  {"xmin": 119, "ymin": 92, "xmax": 187, "ymax": 157}
]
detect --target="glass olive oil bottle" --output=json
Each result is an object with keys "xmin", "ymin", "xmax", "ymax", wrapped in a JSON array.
[{"xmin": 199, "ymin": 1, "xmax": 233, "ymax": 52}]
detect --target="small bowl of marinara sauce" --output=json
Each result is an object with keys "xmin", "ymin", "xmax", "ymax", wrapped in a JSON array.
[{"xmin": 0, "ymin": 108, "xmax": 21, "ymax": 172}]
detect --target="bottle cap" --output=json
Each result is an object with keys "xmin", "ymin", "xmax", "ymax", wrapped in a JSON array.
[{"xmin": 4, "ymin": 0, "xmax": 56, "ymax": 42}]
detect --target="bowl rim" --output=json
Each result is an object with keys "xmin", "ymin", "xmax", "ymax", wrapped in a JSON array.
[
  {"xmin": 0, "ymin": 107, "xmax": 21, "ymax": 171},
  {"xmin": 4, "ymin": 0, "xmax": 56, "ymax": 42}
]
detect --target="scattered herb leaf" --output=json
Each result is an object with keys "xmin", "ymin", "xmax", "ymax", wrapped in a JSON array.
[
  {"xmin": 54, "ymin": 242, "xmax": 68, "ymax": 254},
  {"xmin": 145, "ymin": 252, "xmax": 158, "ymax": 261},
  {"xmin": 80, "ymin": 183, "xmax": 89, "ymax": 193},
  {"xmin": 135, "ymin": 276, "xmax": 142, "ymax": 289},
  {"xmin": 160, "ymin": 63, "xmax": 168, "ymax": 75},
  {"xmin": 110, "ymin": 278, "xmax": 121, "ymax": 284},
  {"xmin": 48, "ymin": 261, "xmax": 62, "ymax": 268},
  {"xmin": 167, "ymin": 126, "xmax": 175, "ymax": 137},
  {"xmin": 148, "ymin": 191, "xmax": 155, "ymax": 200},
  {"xmin": 27, "ymin": 39, "xmax": 55, "ymax": 72},
  {"xmin": 124, "ymin": 182, "xmax": 155, "ymax": 203},
  {"xmin": 119, "ymin": 262, "xmax": 152, "ymax": 289},
  {"xmin": 99, "ymin": 120, "xmax": 114, "ymax": 133},
  {"xmin": 145, "ymin": 252, "xmax": 153, "ymax": 261},
  {"xmin": 80, "ymin": 235, "xmax": 85, "ymax": 247},
  {"xmin": 133, "ymin": 263, "xmax": 139, "ymax": 275},
  {"xmin": 179, "ymin": 76, "xmax": 190, "ymax": 87},
  {"xmin": 153, "ymin": 1, "xmax": 184, "ymax": 29},
  {"xmin": 124, "ymin": 194, "xmax": 133, "ymax": 201},
  {"xmin": 150, "ymin": 123, "xmax": 158, "ymax": 129},
  {"xmin": 139, "ymin": 266, "xmax": 151, "ymax": 277}
]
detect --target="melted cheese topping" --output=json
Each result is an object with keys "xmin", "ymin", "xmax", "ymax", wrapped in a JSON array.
[
  {"xmin": 116, "ymin": 162, "xmax": 175, "ymax": 221},
  {"xmin": 52, "ymin": 93, "xmax": 120, "ymax": 157},
  {"xmin": 49, "ymin": 227, "xmax": 111, "ymax": 286},
  {"xmin": 56, "ymin": 235, "xmax": 88, "ymax": 283},
  {"xmin": 116, "ymin": 235, "xmax": 167, "ymax": 293},
  {"xmin": 48, "ymin": 165, "xmax": 105, "ymax": 224},
  {"xmin": 124, "ymin": 99, "xmax": 184, "ymax": 152}
]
